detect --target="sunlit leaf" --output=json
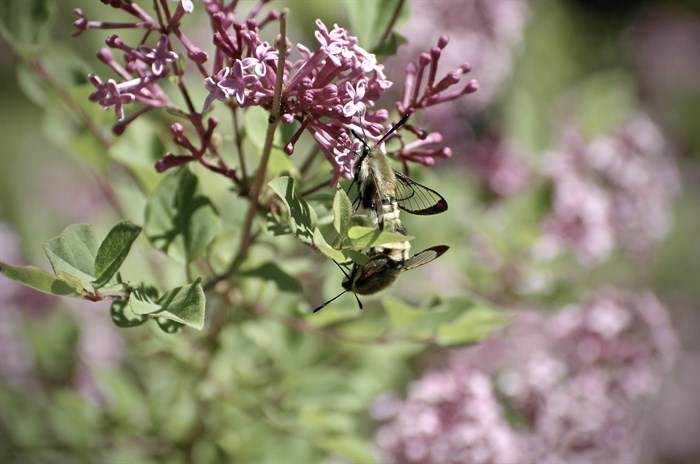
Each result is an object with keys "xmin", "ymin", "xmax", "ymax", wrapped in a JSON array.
[
  {"xmin": 157, "ymin": 279, "xmax": 206, "ymax": 331},
  {"xmin": 43, "ymin": 223, "xmax": 98, "ymax": 289},
  {"xmin": 129, "ymin": 287, "xmax": 162, "ymax": 316},
  {"xmin": 267, "ymin": 176, "xmax": 317, "ymax": 244},
  {"xmin": 313, "ymin": 228, "xmax": 346, "ymax": 262},
  {"xmin": 346, "ymin": 225, "xmax": 413, "ymax": 250},
  {"xmin": 0, "ymin": 261, "xmax": 82, "ymax": 296},
  {"xmin": 333, "ymin": 186, "xmax": 353, "ymax": 236}
]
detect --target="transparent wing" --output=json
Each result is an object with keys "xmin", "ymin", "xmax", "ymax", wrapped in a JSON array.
[
  {"xmin": 394, "ymin": 171, "xmax": 448, "ymax": 215},
  {"xmin": 403, "ymin": 245, "xmax": 449, "ymax": 271}
]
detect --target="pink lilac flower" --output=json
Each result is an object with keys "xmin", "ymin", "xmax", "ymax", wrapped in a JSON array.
[
  {"xmin": 241, "ymin": 42, "xmax": 278, "ymax": 77},
  {"xmin": 535, "ymin": 114, "xmax": 680, "ymax": 264},
  {"xmin": 372, "ymin": 369, "xmax": 519, "ymax": 464},
  {"xmin": 138, "ymin": 35, "xmax": 178, "ymax": 76},
  {"xmin": 374, "ymin": 289, "xmax": 678, "ymax": 463},
  {"xmin": 201, "ymin": 16, "xmax": 477, "ymax": 181},
  {"xmin": 175, "ymin": 0, "xmax": 194, "ymax": 14},
  {"xmin": 88, "ymin": 74, "xmax": 137, "ymax": 121},
  {"xmin": 203, "ymin": 60, "xmax": 259, "ymax": 110},
  {"xmin": 78, "ymin": 2, "xmax": 479, "ymax": 182}
]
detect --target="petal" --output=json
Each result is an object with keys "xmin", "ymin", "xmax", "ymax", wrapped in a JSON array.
[
  {"xmin": 235, "ymin": 89, "xmax": 246, "ymax": 105},
  {"xmin": 241, "ymin": 57, "xmax": 258, "ymax": 70},
  {"xmin": 314, "ymin": 30, "xmax": 328, "ymax": 47},
  {"xmin": 345, "ymin": 81, "xmax": 355, "ymax": 98},
  {"xmin": 152, "ymin": 61, "xmax": 164, "ymax": 76},
  {"xmin": 356, "ymin": 80, "xmax": 366, "ymax": 99},
  {"xmin": 343, "ymin": 101, "xmax": 356, "ymax": 117}
]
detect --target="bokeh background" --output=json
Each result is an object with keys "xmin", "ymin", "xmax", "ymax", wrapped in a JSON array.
[{"xmin": 1, "ymin": 0, "xmax": 699, "ymax": 462}]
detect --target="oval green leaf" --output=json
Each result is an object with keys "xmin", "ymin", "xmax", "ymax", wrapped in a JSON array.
[
  {"xmin": 43, "ymin": 224, "xmax": 98, "ymax": 289},
  {"xmin": 92, "ymin": 221, "xmax": 142, "ymax": 289},
  {"xmin": 0, "ymin": 261, "xmax": 82, "ymax": 296}
]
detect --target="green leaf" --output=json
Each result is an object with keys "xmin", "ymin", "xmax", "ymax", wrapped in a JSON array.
[
  {"xmin": 0, "ymin": 0, "xmax": 54, "ymax": 49},
  {"xmin": 0, "ymin": 261, "xmax": 82, "ymax": 296},
  {"xmin": 241, "ymin": 262, "xmax": 301, "ymax": 293},
  {"xmin": 244, "ymin": 106, "xmax": 280, "ymax": 149},
  {"xmin": 372, "ymin": 31, "xmax": 407, "ymax": 56},
  {"xmin": 43, "ymin": 224, "xmax": 98, "ymax": 289},
  {"xmin": 435, "ymin": 302, "xmax": 510, "ymax": 347},
  {"xmin": 92, "ymin": 221, "xmax": 142, "ymax": 289},
  {"xmin": 313, "ymin": 228, "xmax": 346, "ymax": 262},
  {"xmin": 157, "ymin": 279, "xmax": 206, "ymax": 331},
  {"xmin": 144, "ymin": 167, "xmax": 221, "ymax": 263},
  {"xmin": 342, "ymin": 0, "xmax": 409, "ymax": 52},
  {"xmin": 156, "ymin": 317, "xmax": 184, "ymax": 334},
  {"xmin": 56, "ymin": 271, "xmax": 84, "ymax": 292},
  {"xmin": 266, "ymin": 211, "xmax": 291, "ymax": 236},
  {"xmin": 332, "ymin": 186, "xmax": 353, "ymax": 236},
  {"xmin": 346, "ymin": 226, "xmax": 413, "ymax": 250},
  {"xmin": 345, "ymin": 250, "xmax": 369, "ymax": 266},
  {"xmin": 267, "ymin": 176, "xmax": 317, "ymax": 244},
  {"xmin": 129, "ymin": 287, "xmax": 162, "ymax": 316},
  {"xmin": 110, "ymin": 300, "xmax": 148, "ymax": 328}
]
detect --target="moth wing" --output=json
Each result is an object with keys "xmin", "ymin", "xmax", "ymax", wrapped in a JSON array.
[
  {"xmin": 358, "ymin": 254, "xmax": 392, "ymax": 279},
  {"xmin": 403, "ymin": 245, "xmax": 449, "ymax": 271},
  {"xmin": 394, "ymin": 170, "xmax": 448, "ymax": 215}
]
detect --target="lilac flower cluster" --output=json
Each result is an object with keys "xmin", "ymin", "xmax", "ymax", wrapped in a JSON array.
[
  {"xmin": 372, "ymin": 369, "xmax": 518, "ymax": 464},
  {"xmin": 534, "ymin": 114, "xmax": 680, "ymax": 264},
  {"xmin": 74, "ymin": 0, "xmax": 478, "ymax": 183},
  {"xmin": 373, "ymin": 290, "xmax": 678, "ymax": 464}
]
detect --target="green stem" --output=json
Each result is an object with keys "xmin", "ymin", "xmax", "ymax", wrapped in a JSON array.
[
  {"xmin": 231, "ymin": 106, "xmax": 248, "ymax": 184},
  {"xmin": 377, "ymin": 0, "xmax": 406, "ymax": 48},
  {"xmin": 234, "ymin": 10, "xmax": 289, "ymax": 265}
]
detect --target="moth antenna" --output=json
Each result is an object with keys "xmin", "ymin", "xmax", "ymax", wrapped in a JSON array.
[
  {"xmin": 352, "ymin": 291, "xmax": 363, "ymax": 310},
  {"xmin": 332, "ymin": 259, "xmax": 352, "ymax": 279},
  {"xmin": 312, "ymin": 290, "xmax": 348, "ymax": 313},
  {"xmin": 312, "ymin": 260, "xmax": 364, "ymax": 313},
  {"xmin": 376, "ymin": 114, "xmax": 410, "ymax": 146}
]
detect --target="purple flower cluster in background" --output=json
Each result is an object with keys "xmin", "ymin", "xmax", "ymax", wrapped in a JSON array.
[
  {"xmin": 372, "ymin": 290, "xmax": 678, "ymax": 464},
  {"xmin": 74, "ymin": 0, "xmax": 478, "ymax": 184},
  {"xmin": 535, "ymin": 114, "xmax": 680, "ymax": 264}
]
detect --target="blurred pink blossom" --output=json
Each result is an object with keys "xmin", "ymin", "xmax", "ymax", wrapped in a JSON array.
[
  {"xmin": 374, "ymin": 289, "xmax": 678, "ymax": 463},
  {"xmin": 535, "ymin": 114, "xmax": 680, "ymax": 264}
]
